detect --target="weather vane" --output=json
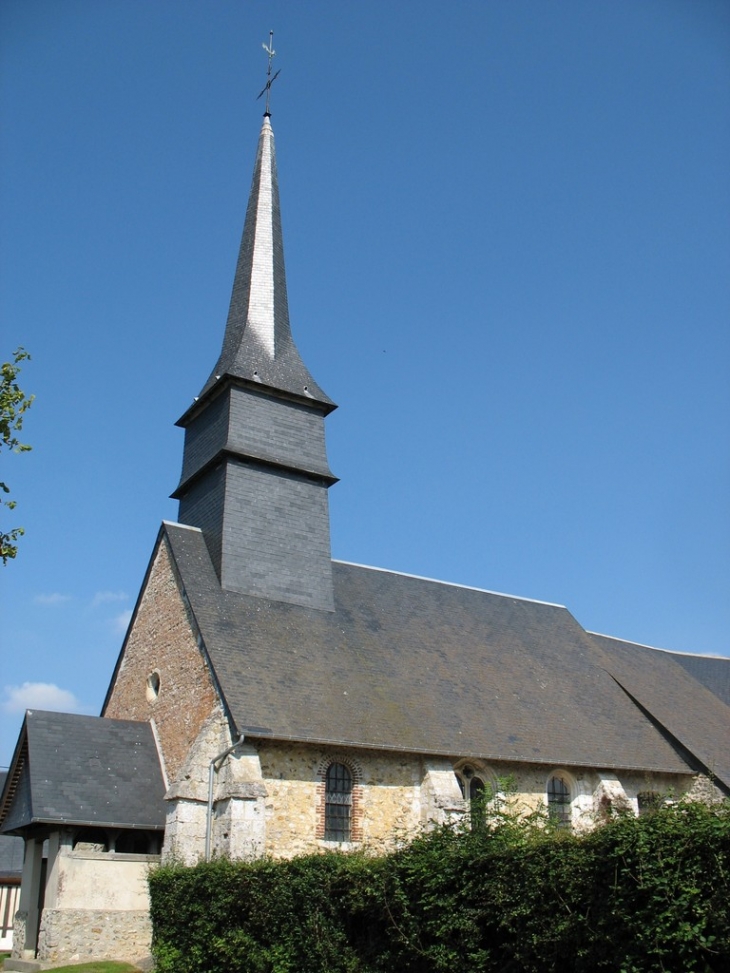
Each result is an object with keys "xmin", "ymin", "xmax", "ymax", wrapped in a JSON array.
[{"xmin": 257, "ymin": 30, "xmax": 280, "ymax": 115}]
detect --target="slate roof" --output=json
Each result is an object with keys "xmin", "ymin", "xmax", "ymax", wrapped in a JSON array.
[
  {"xmin": 0, "ymin": 773, "xmax": 22, "ymax": 878},
  {"xmin": 160, "ymin": 521, "xmax": 729, "ymax": 787},
  {"xmin": 0, "ymin": 834, "xmax": 23, "ymax": 879},
  {"xmin": 587, "ymin": 634, "xmax": 730, "ymax": 791},
  {"xmin": 184, "ymin": 114, "xmax": 334, "ymax": 419},
  {"xmin": 667, "ymin": 651, "xmax": 730, "ymax": 709},
  {"xmin": 0, "ymin": 711, "xmax": 166, "ymax": 836}
]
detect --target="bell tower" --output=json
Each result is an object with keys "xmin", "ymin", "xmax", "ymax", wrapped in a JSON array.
[{"xmin": 173, "ymin": 110, "xmax": 337, "ymax": 612}]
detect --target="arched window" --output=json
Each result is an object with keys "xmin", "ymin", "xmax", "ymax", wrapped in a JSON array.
[
  {"xmin": 455, "ymin": 765, "xmax": 486, "ymax": 803},
  {"xmin": 547, "ymin": 775, "xmax": 572, "ymax": 828},
  {"xmin": 324, "ymin": 762, "xmax": 353, "ymax": 842},
  {"xmin": 455, "ymin": 764, "xmax": 487, "ymax": 827}
]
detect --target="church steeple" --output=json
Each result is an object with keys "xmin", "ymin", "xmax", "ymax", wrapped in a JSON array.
[
  {"xmin": 173, "ymin": 110, "xmax": 337, "ymax": 612},
  {"xmin": 199, "ymin": 114, "xmax": 334, "ymax": 409}
]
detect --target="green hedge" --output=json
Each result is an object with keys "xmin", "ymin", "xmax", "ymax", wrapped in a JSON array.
[{"xmin": 149, "ymin": 800, "xmax": 730, "ymax": 973}]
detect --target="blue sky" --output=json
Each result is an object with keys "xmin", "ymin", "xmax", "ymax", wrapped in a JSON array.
[{"xmin": 1, "ymin": 0, "xmax": 728, "ymax": 767}]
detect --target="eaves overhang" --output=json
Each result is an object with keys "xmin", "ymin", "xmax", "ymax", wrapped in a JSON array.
[
  {"xmin": 0, "ymin": 730, "xmax": 28, "ymax": 833},
  {"xmin": 176, "ymin": 371, "xmax": 337, "ymax": 430},
  {"xmin": 3, "ymin": 815, "xmax": 165, "ymax": 837},
  {"xmin": 237, "ymin": 727, "xmax": 699, "ymax": 778},
  {"xmin": 171, "ymin": 446, "xmax": 339, "ymax": 501}
]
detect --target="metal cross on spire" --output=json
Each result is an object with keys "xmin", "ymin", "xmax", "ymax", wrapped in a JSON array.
[{"xmin": 256, "ymin": 30, "xmax": 280, "ymax": 115}]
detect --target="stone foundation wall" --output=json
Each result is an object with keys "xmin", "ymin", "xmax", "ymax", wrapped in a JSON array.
[
  {"xmin": 37, "ymin": 908, "xmax": 152, "ymax": 966},
  {"xmin": 11, "ymin": 910, "xmax": 27, "ymax": 958}
]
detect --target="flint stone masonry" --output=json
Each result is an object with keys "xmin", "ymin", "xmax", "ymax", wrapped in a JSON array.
[
  {"xmin": 257, "ymin": 743, "xmax": 420, "ymax": 858},
  {"xmin": 250, "ymin": 745, "xmax": 665, "ymax": 856},
  {"xmin": 164, "ymin": 725, "xmax": 705, "ymax": 863},
  {"xmin": 36, "ymin": 909, "xmax": 152, "ymax": 967},
  {"xmin": 685, "ymin": 773, "xmax": 725, "ymax": 804},
  {"xmin": 103, "ymin": 534, "xmax": 218, "ymax": 781}
]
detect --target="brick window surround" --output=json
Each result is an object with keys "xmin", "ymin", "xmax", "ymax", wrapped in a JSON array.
[{"xmin": 315, "ymin": 757, "xmax": 363, "ymax": 843}]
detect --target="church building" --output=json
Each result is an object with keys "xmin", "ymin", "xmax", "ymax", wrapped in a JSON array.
[{"xmin": 2, "ymin": 103, "xmax": 728, "ymax": 968}]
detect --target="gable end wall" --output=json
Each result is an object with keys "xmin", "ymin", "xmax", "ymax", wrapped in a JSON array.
[{"xmin": 103, "ymin": 535, "xmax": 219, "ymax": 781}]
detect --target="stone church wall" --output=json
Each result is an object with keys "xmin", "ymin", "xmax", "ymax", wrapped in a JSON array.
[
  {"xmin": 103, "ymin": 534, "xmax": 219, "ymax": 781},
  {"xmin": 253, "ymin": 745, "xmax": 701, "ymax": 858},
  {"xmin": 159, "ymin": 708, "xmax": 705, "ymax": 865},
  {"xmin": 258, "ymin": 742, "xmax": 426, "ymax": 857}
]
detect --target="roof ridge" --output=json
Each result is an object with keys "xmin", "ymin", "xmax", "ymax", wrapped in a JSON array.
[
  {"xmin": 588, "ymin": 630, "xmax": 730, "ymax": 660},
  {"xmin": 333, "ymin": 559, "xmax": 565, "ymax": 607}
]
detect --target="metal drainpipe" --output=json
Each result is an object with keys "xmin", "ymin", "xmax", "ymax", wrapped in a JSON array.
[{"xmin": 205, "ymin": 734, "xmax": 246, "ymax": 862}]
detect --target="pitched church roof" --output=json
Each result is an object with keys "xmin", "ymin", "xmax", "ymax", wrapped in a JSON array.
[
  {"xmin": 0, "ymin": 711, "xmax": 166, "ymax": 836},
  {"xmin": 156, "ymin": 521, "xmax": 730, "ymax": 789}
]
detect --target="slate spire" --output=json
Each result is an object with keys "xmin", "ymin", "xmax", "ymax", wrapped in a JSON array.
[
  {"xmin": 173, "ymin": 113, "xmax": 337, "ymax": 612},
  {"xmin": 200, "ymin": 115, "xmax": 333, "ymax": 408}
]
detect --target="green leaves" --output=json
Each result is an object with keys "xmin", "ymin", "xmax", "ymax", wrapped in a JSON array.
[
  {"xmin": 1, "ymin": 347, "xmax": 33, "ymax": 449},
  {"xmin": 1, "ymin": 347, "xmax": 34, "ymax": 563},
  {"xmin": 148, "ymin": 799, "xmax": 730, "ymax": 973}
]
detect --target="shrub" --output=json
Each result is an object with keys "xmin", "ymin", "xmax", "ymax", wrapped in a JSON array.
[{"xmin": 148, "ymin": 800, "xmax": 730, "ymax": 973}]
